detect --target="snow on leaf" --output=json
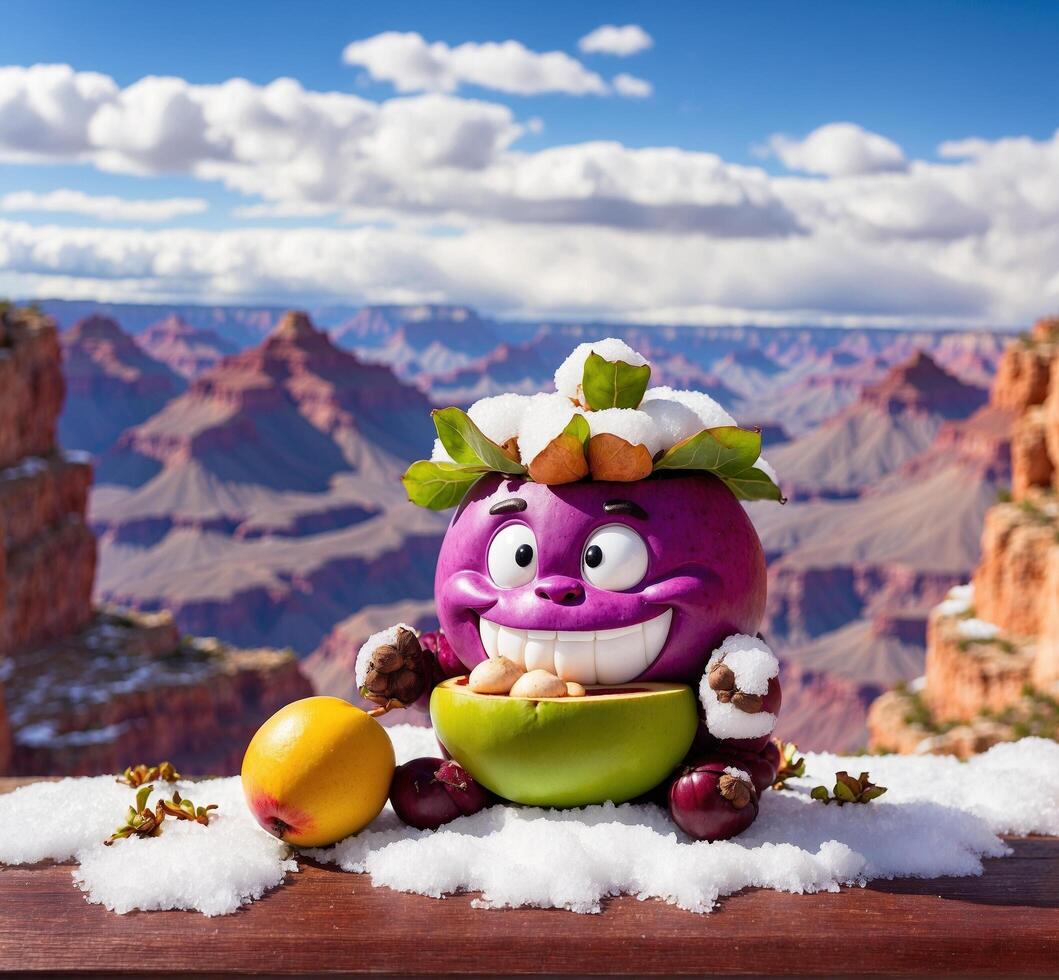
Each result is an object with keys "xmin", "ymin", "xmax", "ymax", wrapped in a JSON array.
[
  {"xmin": 526, "ymin": 414, "xmax": 590, "ymax": 485},
  {"xmin": 653, "ymin": 425, "xmax": 761, "ymax": 475},
  {"xmin": 721, "ymin": 466, "xmax": 786, "ymax": 503},
  {"xmin": 432, "ymin": 407, "xmax": 526, "ymax": 476},
  {"xmin": 581, "ymin": 352, "xmax": 651, "ymax": 411}
]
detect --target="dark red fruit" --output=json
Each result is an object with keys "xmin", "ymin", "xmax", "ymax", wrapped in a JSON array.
[
  {"xmin": 762, "ymin": 740, "xmax": 781, "ymax": 776},
  {"xmin": 389, "ymin": 757, "xmax": 489, "ymax": 830},
  {"xmin": 705, "ymin": 749, "xmax": 776, "ymax": 795},
  {"xmin": 668, "ymin": 761, "xmax": 759, "ymax": 841}
]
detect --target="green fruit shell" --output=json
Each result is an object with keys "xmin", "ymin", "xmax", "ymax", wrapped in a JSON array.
[{"xmin": 429, "ymin": 678, "xmax": 698, "ymax": 807}]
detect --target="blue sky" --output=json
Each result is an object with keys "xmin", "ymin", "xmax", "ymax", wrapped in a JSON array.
[
  {"xmin": 0, "ymin": 2, "xmax": 1057, "ymax": 324},
  {"xmin": 4, "ymin": 0, "xmax": 1057, "ymax": 163}
]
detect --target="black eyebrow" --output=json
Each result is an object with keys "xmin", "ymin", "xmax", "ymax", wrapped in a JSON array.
[
  {"xmin": 604, "ymin": 499, "xmax": 648, "ymax": 520},
  {"xmin": 489, "ymin": 497, "xmax": 527, "ymax": 515}
]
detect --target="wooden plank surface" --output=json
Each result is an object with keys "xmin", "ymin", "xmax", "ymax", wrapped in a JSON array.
[{"xmin": 0, "ymin": 780, "xmax": 1055, "ymax": 976}]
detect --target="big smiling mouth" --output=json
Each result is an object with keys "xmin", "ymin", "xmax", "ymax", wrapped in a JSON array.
[{"xmin": 477, "ymin": 609, "xmax": 673, "ymax": 685}]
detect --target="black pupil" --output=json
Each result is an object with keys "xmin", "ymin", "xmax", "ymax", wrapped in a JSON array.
[
  {"xmin": 515, "ymin": 544, "xmax": 534, "ymax": 567},
  {"xmin": 585, "ymin": 545, "xmax": 603, "ymax": 568}
]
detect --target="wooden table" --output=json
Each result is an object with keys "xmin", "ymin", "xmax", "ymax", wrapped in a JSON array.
[{"xmin": 0, "ymin": 779, "xmax": 1055, "ymax": 976}]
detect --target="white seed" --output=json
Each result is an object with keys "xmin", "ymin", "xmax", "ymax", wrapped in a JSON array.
[
  {"xmin": 565, "ymin": 681, "xmax": 587, "ymax": 697},
  {"xmin": 509, "ymin": 669, "xmax": 568, "ymax": 700},
  {"xmin": 468, "ymin": 656, "xmax": 525, "ymax": 694}
]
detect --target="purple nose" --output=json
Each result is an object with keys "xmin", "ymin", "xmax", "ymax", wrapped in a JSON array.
[{"xmin": 535, "ymin": 576, "xmax": 585, "ymax": 605}]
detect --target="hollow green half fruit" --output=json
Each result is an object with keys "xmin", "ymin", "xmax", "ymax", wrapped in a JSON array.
[{"xmin": 429, "ymin": 679, "xmax": 698, "ymax": 807}]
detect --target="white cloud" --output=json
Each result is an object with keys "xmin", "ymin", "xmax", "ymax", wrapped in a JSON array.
[
  {"xmin": 578, "ymin": 24, "xmax": 654, "ymax": 56},
  {"xmin": 612, "ymin": 73, "xmax": 652, "ymax": 98},
  {"xmin": 0, "ymin": 189, "xmax": 207, "ymax": 221},
  {"xmin": 3, "ymin": 63, "xmax": 1059, "ymax": 325},
  {"xmin": 2, "ymin": 210, "xmax": 1054, "ymax": 327},
  {"xmin": 342, "ymin": 32, "xmax": 609, "ymax": 96},
  {"xmin": 769, "ymin": 122, "xmax": 907, "ymax": 177},
  {"xmin": 0, "ymin": 64, "xmax": 116, "ymax": 161}
]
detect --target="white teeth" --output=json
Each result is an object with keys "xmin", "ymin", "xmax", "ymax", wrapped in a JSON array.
[
  {"xmin": 595, "ymin": 626, "xmax": 647, "ymax": 685},
  {"xmin": 644, "ymin": 609, "xmax": 672, "ymax": 663},
  {"xmin": 553, "ymin": 633, "xmax": 596, "ymax": 684},
  {"xmin": 496, "ymin": 625, "xmax": 526, "ymax": 667},
  {"xmin": 480, "ymin": 618, "xmax": 500, "ymax": 658},
  {"xmin": 478, "ymin": 609, "xmax": 672, "ymax": 685},
  {"xmin": 523, "ymin": 630, "xmax": 556, "ymax": 672}
]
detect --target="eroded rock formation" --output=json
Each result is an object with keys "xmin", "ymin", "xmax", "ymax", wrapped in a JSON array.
[
  {"xmin": 0, "ymin": 305, "xmax": 311, "ymax": 775},
  {"xmin": 868, "ymin": 317, "xmax": 1059, "ymax": 756}
]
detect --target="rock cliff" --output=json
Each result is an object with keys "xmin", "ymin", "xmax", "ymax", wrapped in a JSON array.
[
  {"xmin": 868, "ymin": 317, "xmax": 1059, "ymax": 756},
  {"xmin": 0, "ymin": 304, "xmax": 311, "ymax": 775}
]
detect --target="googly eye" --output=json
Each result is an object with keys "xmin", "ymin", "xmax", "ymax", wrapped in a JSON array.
[
  {"xmin": 581, "ymin": 524, "xmax": 649, "ymax": 591},
  {"xmin": 487, "ymin": 523, "xmax": 538, "ymax": 588}
]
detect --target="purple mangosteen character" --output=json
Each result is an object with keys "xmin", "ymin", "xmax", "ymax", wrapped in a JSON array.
[{"xmin": 356, "ymin": 341, "xmax": 784, "ymax": 841}]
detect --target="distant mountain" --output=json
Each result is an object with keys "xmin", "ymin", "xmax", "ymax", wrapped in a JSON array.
[
  {"xmin": 91, "ymin": 311, "xmax": 447, "ymax": 654},
  {"xmin": 59, "ymin": 316, "xmax": 186, "ymax": 455},
  {"xmin": 711, "ymin": 348, "xmax": 784, "ymax": 397},
  {"xmin": 137, "ymin": 314, "xmax": 240, "ymax": 379},
  {"xmin": 768, "ymin": 352, "xmax": 988, "ymax": 499}
]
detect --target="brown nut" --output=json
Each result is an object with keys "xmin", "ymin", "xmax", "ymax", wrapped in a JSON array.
[
  {"xmin": 468, "ymin": 656, "xmax": 525, "ymax": 694},
  {"xmin": 509, "ymin": 669, "xmax": 568, "ymax": 699}
]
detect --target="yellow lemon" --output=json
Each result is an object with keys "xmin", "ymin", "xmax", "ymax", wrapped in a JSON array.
[{"xmin": 241, "ymin": 696, "xmax": 394, "ymax": 847}]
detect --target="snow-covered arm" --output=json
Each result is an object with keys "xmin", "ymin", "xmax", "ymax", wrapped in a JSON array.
[
  {"xmin": 698, "ymin": 634, "xmax": 781, "ymax": 743},
  {"xmin": 355, "ymin": 624, "xmax": 461, "ymax": 714}
]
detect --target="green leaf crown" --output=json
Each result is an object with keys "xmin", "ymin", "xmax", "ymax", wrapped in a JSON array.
[{"xmin": 402, "ymin": 349, "xmax": 784, "ymax": 510}]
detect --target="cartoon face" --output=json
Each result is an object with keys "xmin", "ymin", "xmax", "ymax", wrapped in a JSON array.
[{"xmin": 434, "ymin": 473, "xmax": 767, "ymax": 685}]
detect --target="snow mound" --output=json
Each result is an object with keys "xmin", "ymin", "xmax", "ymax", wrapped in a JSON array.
[
  {"xmin": 310, "ymin": 729, "xmax": 1056, "ymax": 914},
  {"xmin": 0, "ymin": 777, "xmax": 295, "ymax": 916},
  {"xmin": 1, "ymin": 729, "xmax": 1052, "ymax": 916},
  {"xmin": 554, "ymin": 339, "xmax": 647, "ymax": 402},
  {"xmin": 516, "ymin": 393, "xmax": 586, "ymax": 464},
  {"xmin": 642, "ymin": 385, "xmax": 737, "ymax": 430},
  {"xmin": 586, "ymin": 407, "xmax": 665, "ymax": 456},
  {"xmin": 432, "ymin": 393, "xmax": 531, "ymax": 463}
]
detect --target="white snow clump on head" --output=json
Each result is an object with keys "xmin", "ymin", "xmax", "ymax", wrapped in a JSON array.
[
  {"xmin": 586, "ymin": 408, "xmax": 665, "ymax": 456},
  {"xmin": 641, "ymin": 385, "xmax": 737, "ymax": 430},
  {"xmin": 554, "ymin": 338, "xmax": 648, "ymax": 402},
  {"xmin": 516, "ymin": 393, "xmax": 586, "ymax": 464},
  {"xmin": 432, "ymin": 393, "xmax": 531, "ymax": 463},
  {"xmin": 355, "ymin": 623, "xmax": 418, "ymax": 689},
  {"xmin": 639, "ymin": 397, "xmax": 704, "ymax": 447}
]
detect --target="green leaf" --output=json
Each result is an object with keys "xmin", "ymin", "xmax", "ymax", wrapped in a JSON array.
[
  {"xmin": 581, "ymin": 352, "xmax": 651, "ymax": 410},
  {"xmin": 401, "ymin": 460, "xmax": 487, "ymax": 511},
  {"xmin": 653, "ymin": 426, "xmax": 784, "ymax": 503},
  {"xmin": 135, "ymin": 784, "xmax": 153, "ymax": 812},
  {"xmin": 654, "ymin": 426, "xmax": 761, "ymax": 475},
  {"xmin": 563, "ymin": 413, "xmax": 590, "ymax": 448},
  {"xmin": 810, "ymin": 786, "xmax": 830, "ymax": 802},
  {"xmin": 432, "ymin": 407, "xmax": 526, "ymax": 475},
  {"xmin": 721, "ymin": 466, "xmax": 785, "ymax": 503},
  {"xmin": 833, "ymin": 781, "xmax": 856, "ymax": 803},
  {"xmin": 861, "ymin": 786, "xmax": 887, "ymax": 802}
]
